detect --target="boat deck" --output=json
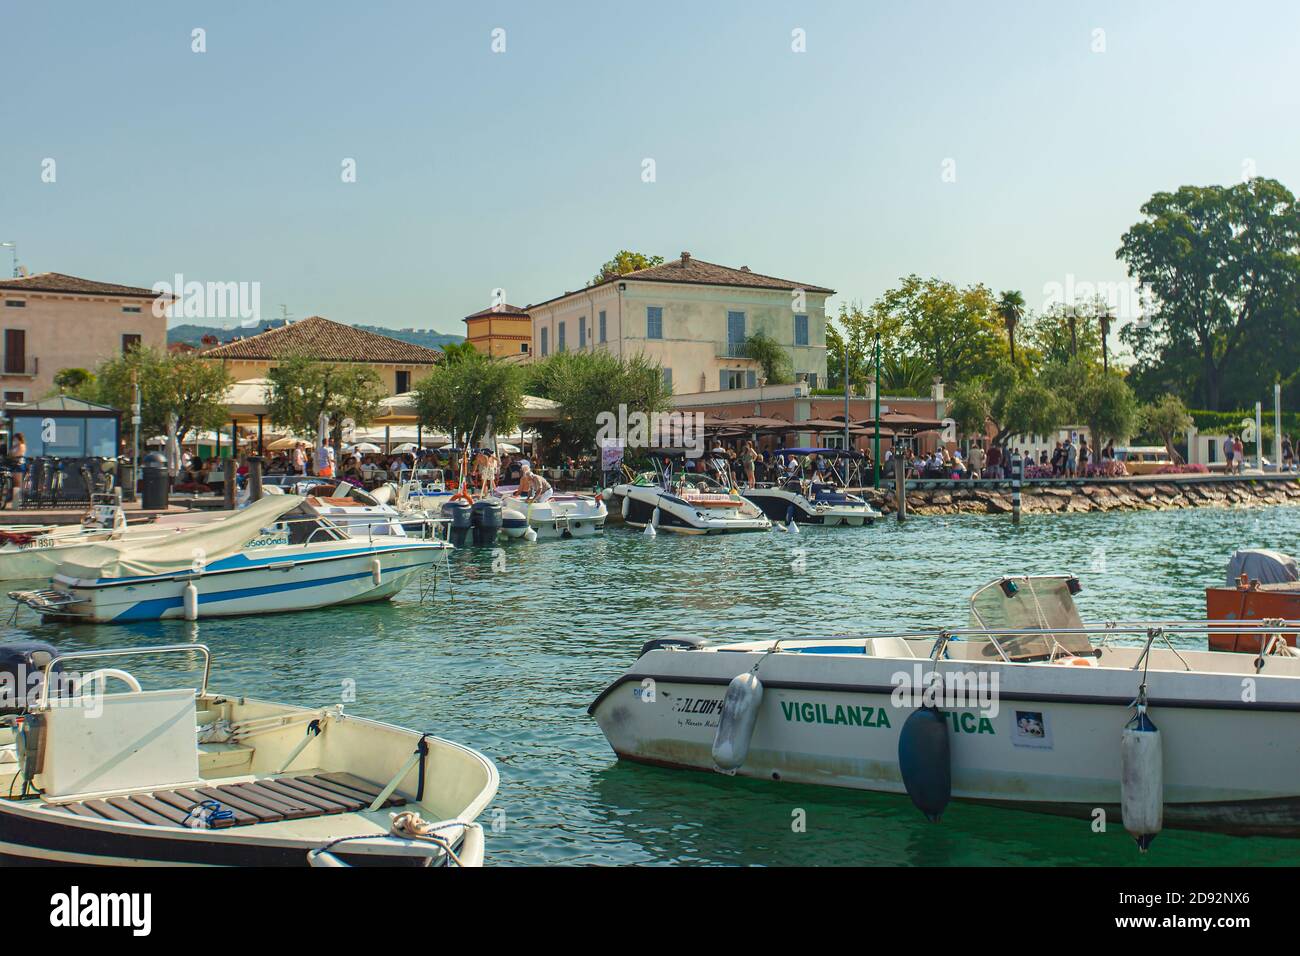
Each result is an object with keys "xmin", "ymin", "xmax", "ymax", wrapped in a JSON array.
[{"xmin": 50, "ymin": 772, "xmax": 405, "ymax": 829}]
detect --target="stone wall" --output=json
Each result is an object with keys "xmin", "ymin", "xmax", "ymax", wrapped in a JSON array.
[{"xmin": 858, "ymin": 478, "xmax": 1300, "ymax": 516}]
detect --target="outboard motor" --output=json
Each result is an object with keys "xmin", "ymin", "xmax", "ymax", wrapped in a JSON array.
[
  {"xmin": 440, "ymin": 499, "xmax": 473, "ymax": 548},
  {"xmin": 470, "ymin": 499, "xmax": 503, "ymax": 546},
  {"xmin": 0, "ymin": 641, "xmax": 60, "ymax": 715}
]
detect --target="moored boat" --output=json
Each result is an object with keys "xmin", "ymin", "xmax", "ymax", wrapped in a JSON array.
[
  {"xmin": 0, "ymin": 642, "xmax": 496, "ymax": 866},
  {"xmin": 741, "ymin": 449, "xmax": 879, "ymax": 526},
  {"xmin": 493, "ymin": 486, "xmax": 608, "ymax": 540},
  {"xmin": 611, "ymin": 457, "xmax": 770, "ymax": 535},
  {"xmin": 590, "ymin": 574, "xmax": 1300, "ymax": 839},
  {"xmin": 7, "ymin": 494, "xmax": 450, "ymax": 623}
]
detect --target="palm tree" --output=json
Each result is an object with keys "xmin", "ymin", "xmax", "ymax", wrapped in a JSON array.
[
  {"xmin": 1098, "ymin": 307, "xmax": 1113, "ymax": 373},
  {"xmin": 996, "ymin": 290, "xmax": 1025, "ymax": 364},
  {"xmin": 1066, "ymin": 307, "xmax": 1079, "ymax": 359}
]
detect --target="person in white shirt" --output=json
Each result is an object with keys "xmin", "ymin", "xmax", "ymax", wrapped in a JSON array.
[{"xmin": 517, "ymin": 461, "xmax": 552, "ymax": 502}]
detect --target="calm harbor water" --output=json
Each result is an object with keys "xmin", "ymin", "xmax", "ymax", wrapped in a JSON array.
[{"xmin": 7, "ymin": 505, "xmax": 1300, "ymax": 866}]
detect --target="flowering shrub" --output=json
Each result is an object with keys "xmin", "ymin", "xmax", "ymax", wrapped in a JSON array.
[
  {"xmin": 1023, "ymin": 464, "xmax": 1055, "ymax": 479},
  {"xmin": 1153, "ymin": 462, "xmax": 1209, "ymax": 474},
  {"xmin": 1084, "ymin": 460, "xmax": 1127, "ymax": 478}
]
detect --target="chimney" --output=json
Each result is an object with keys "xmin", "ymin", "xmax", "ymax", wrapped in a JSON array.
[
  {"xmin": 740, "ymin": 266, "xmax": 750, "ymax": 272},
  {"xmin": 680, "ymin": 251, "xmax": 691, "ymax": 265}
]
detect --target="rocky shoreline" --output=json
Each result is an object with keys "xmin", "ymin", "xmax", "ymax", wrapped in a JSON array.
[{"xmin": 856, "ymin": 477, "xmax": 1300, "ymax": 516}]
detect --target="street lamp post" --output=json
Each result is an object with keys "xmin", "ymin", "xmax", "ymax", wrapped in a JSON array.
[{"xmin": 872, "ymin": 333, "xmax": 881, "ymax": 489}]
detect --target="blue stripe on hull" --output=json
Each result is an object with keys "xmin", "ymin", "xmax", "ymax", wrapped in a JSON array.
[{"xmin": 109, "ymin": 560, "xmax": 431, "ymax": 622}]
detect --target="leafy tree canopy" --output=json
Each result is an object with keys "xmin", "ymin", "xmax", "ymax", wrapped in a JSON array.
[
  {"xmin": 410, "ymin": 351, "xmax": 524, "ymax": 445},
  {"xmin": 742, "ymin": 331, "xmax": 793, "ymax": 385},
  {"xmin": 526, "ymin": 350, "xmax": 671, "ymax": 458},
  {"xmin": 1117, "ymin": 177, "xmax": 1300, "ymax": 410},
  {"xmin": 80, "ymin": 347, "xmax": 232, "ymax": 444},
  {"xmin": 870, "ymin": 275, "xmax": 1008, "ymax": 385},
  {"xmin": 591, "ymin": 251, "xmax": 664, "ymax": 286},
  {"xmin": 266, "ymin": 353, "xmax": 386, "ymax": 442}
]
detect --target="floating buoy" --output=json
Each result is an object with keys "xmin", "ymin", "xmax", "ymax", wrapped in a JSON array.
[
  {"xmin": 1121, "ymin": 704, "xmax": 1163, "ymax": 852},
  {"xmin": 898, "ymin": 707, "xmax": 951, "ymax": 822},
  {"xmin": 523, "ymin": 527, "xmax": 538, "ymax": 543},
  {"xmin": 774, "ymin": 522, "xmax": 788, "ymax": 533},
  {"xmin": 183, "ymin": 582, "xmax": 199, "ymax": 621},
  {"xmin": 371, "ymin": 558, "xmax": 382, "ymax": 586},
  {"xmin": 788, "ymin": 520, "xmax": 799, "ymax": 535},
  {"xmin": 643, "ymin": 508, "xmax": 659, "ymax": 537},
  {"xmin": 712, "ymin": 671, "xmax": 763, "ymax": 773}
]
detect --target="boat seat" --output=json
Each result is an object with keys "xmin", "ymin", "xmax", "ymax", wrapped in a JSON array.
[
  {"xmin": 198, "ymin": 742, "xmax": 255, "ymax": 777},
  {"xmin": 47, "ymin": 772, "xmax": 407, "ymax": 829}
]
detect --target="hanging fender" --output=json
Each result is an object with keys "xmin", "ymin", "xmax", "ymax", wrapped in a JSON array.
[{"xmin": 712, "ymin": 671, "xmax": 763, "ymax": 773}]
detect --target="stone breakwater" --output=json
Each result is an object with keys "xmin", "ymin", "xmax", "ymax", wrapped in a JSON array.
[{"xmin": 856, "ymin": 477, "xmax": 1300, "ymax": 516}]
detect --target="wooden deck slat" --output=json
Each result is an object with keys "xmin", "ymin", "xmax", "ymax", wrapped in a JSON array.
[
  {"xmin": 49, "ymin": 772, "xmax": 402, "ymax": 829},
  {"xmin": 257, "ymin": 778, "xmax": 356, "ymax": 813},
  {"xmin": 189, "ymin": 787, "xmax": 284, "ymax": 823},
  {"xmin": 82, "ymin": 800, "xmax": 140, "ymax": 824},
  {"xmin": 311, "ymin": 773, "xmax": 407, "ymax": 806},
  {"xmin": 273, "ymin": 776, "xmax": 366, "ymax": 811},
  {"xmin": 152, "ymin": 789, "xmax": 258, "ymax": 827},
  {"xmin": 107, "ymin": 796, "xmax": 175, "ymax": 827},
  {"xmin": 226, "ymin": 782, "xmax": 314, "ymax": 819}
]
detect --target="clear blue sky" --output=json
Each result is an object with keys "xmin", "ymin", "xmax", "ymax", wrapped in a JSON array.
[{"xmin": 2, "ymin": 0, "xmax": 1297, "ymax": 335}]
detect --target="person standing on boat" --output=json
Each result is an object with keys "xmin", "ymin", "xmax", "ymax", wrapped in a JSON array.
[
  {"xmin": 739, "ymin": 441, "xmax": 757, "ymax": 488},
  {"xmin": 517, "ymin": 461, "xmax": 552, "ymax": 502}
]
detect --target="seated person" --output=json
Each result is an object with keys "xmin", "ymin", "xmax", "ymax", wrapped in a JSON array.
[{"xmin": 174, "ymin": 457, "xmax": 211, "ymax": 493}]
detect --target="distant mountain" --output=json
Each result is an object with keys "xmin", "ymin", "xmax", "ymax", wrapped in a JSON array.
[{"xmin": 168, "ymin": 320, "xmax": 464, "ymax": 351}]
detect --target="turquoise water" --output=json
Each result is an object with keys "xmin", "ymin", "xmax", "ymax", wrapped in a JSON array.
[{"xmin": 6, "ymin": 506, "xmax": 1300, "ymax": 866}]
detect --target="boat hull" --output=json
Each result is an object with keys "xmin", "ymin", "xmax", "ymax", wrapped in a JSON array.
[
  {"xmin": 497, "ymin": 494, "xmax": 607, "ymax": 540},
  {"xmin": 743, "ymin": 487, "xmax": 878, "ymax": 527},
  {"xmin": 616, "ymin": 487, "xmax": 771, "ymax": 534},
  {"xmin": 44, "ymin": 543, "xmax": 446, "ymax": 623},
  {"xmin": 590, "ymin": 647, "xmax": 1300, "ymax": 835}
]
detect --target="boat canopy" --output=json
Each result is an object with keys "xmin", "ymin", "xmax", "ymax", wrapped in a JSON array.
[{"xmin": 57, "ymin": 495, "xmax": 305, "ymax": 580}]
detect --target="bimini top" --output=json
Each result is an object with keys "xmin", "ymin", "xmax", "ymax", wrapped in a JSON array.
[{"xmin": 57, "ymin": 495, "xmax": 305, "ymax": 581}]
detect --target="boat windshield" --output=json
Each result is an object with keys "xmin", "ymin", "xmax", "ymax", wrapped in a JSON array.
[{"xmin": 966, "ymin": 575, "xmax": 1094, "ymax": 661}]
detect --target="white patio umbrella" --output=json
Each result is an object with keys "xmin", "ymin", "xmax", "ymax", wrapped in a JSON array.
[
  {"xmin": 392, "ymin": 442, "xmax": 418, "ymax": 453},
  {"xmin": 345, "ymin": 442, "xmax": 381, "ymax": 454},
  {"xmin": 496, "ymin": 442, "xmax": 520, "ymax": 454}
]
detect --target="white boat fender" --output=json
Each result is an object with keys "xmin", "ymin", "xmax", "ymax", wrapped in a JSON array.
[
  {"xmin": 458, "ymin": 821, "xmax": 485, "ymax": 867},
  {"xmin": 897, "ymin": 706, "xmax": 951, "ymax": 822},
  {"xmin": 371, "ymin": 558, "xmax": 382, "ymax": 586},
  {"xmin": 712, "ymin": 670, "xmax": 763, "ymax": 773},
  {"xmin": 775, "ymin": 522, "xmax": 788, "ymax": 533},
  {"xmin": 1120, "ymin": 702, "xmax": 1163, "ymax": 852},
  {"xmin": 621, "ymin": 495, "xmax": 630, "ymax": 519},
  {"xmin": 183, "ymin": 581, "xmax": 199, "ymax": 621},
  {"xmin": 524, "ymin": 527, "xmax": 538, "ymax": 543},
  {"xmin": 788, "ymin": 520, "xmax": 799, "ymax": 535}
]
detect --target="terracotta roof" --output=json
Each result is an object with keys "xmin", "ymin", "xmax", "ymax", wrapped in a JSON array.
[
  {"xmin": 0, "ymin": 271, "xmax": 164, "ymax": 299},
  {"xmin": 199, "ymin": 315, "xmax": 444, "ymax": 364},
  {"xmin": 528, "ymin": 253, "xmax": 834, "ymax": 308},
  {"xmin": 464, "ymin": 303, "xmax": 529, "ymax": 321}
]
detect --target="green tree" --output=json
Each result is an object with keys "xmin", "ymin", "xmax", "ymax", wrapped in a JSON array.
[
  {"xmin": 591, "ymin": 250, "xmax": 665, "ymax": 285},
  {"xmin": 527, "ymin": 351, "xmax": 671, "ymax": 458},
  {"xmin": 1117, "ymin": 177, "xmax": 1300, "ymax": 409},
  {"xmin": 1048, "ymin": 360, "xmax": 1140, "ymax": 451},
  {"xmin": 826, "ymin": 301, "xmax": 902, "ymax": 391},
  {"xmin": 1140, "ymin": 393, "xmax": 1194, "ymax": 463},
  {"xmin": 741, "ymin": 331, "xmax": 793, "ymax": 385},
  {"xmin": 871, "ymin": 275, "xmax": 1008, "ymax": 385},
  {"xmin": 1023, "ymin": 301, "xmax": 1105, "ymax": 370},
  {"xmin": 410, "ymin": 351, "xmax": 524, "ymax": 446},
  {"xmin": 996, "ymin": 290, "xmax": 1026, "ymax": 365},
  {"xmin": 949, "ymin": 364, "xmax": 1068, "ymax": 448},
  {"xmin": 52, "ymin": 367, "xmax": 94, "ymax": 394},
  {"xmin": 266, "ymin": 353, "xmax": 386, "ymax": 445},
  {"xmin": 878, "ymin": 354, "xmax": 934, "ymax": 396},
  {"xmin": 86, "ymin": 348, "xmax": 232, "ymax": 443},
  {"xmin": 439, "ymin": 341, "xmax": 476, "ymax": 365}
]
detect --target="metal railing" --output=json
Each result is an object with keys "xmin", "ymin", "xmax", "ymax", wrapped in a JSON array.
[{"xmin": 36, "ymin": 643, "xmax": 212, "ymax": 707}]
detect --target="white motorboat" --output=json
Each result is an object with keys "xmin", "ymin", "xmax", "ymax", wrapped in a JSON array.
[
  {"xmin": 590, "ymin": 574, "xmax": 1300, "ymax": 841},
  {"xmin": 741, "ymin": 448, "xmax": 880, "ymax": 526},
  {"xmin": 0, "ymin": 642, "xmax": 496, "ymax": 866},
  {"xmin": 493, "ymin": 486, "xmax": 608, "ymax": 540},
  {"xmin": 611, "ymin": 466, "xmax": 771, "ymax": 534},
  {"xmin": 8, "ymin": 494, "xmax": 450, "ymax": 623},
  {"xmin": 0, "ymin": 496, "xmax": 226, "ymax": 583}
]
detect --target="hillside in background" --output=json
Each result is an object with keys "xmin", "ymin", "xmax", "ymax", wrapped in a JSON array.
[{"xmin": 168, "ymin": 320, "xmax": 464, "ymax": 351}]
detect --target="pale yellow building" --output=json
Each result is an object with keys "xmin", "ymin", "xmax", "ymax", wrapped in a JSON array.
[
  {"xmin": 0, "ymin": 272, "xmax": 168, "ymax": 404},
  {"xmin": 199, "ymin": 315, "xmax": 443, "ymax": 394},
  {"xmin": 463, "ymin": 303, "xmax": 532, "ymax": 358},
  {"xmin": 525, "ymin": 252, "xmax": 833, "ymax": 393}
]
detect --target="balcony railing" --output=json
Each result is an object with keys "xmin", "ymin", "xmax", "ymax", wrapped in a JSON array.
[
  {"xmin": 716, "ymin": 341, "xmax": 752, "ymax": 359},
  {"xmin": 1, "ymin": 356, "xmax": 37, "ymax": 377}
]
